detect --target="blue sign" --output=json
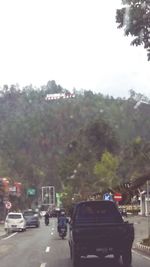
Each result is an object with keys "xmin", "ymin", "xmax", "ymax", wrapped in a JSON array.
[{"xmin": 103, "ymin": 193, "xmax": 113, "ymax": 201}]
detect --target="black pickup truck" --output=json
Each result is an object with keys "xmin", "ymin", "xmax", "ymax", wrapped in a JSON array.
[{"xmin": 69, "ymin": 200, "xmax": 134, "ymax": 267}]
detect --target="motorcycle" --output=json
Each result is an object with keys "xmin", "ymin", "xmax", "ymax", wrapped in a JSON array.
[{"xmin": 59, "ymin": 226, "xmax": 67, "ymax": 239}]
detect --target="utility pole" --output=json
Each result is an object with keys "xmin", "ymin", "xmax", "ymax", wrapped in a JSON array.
[{"xmin": 147, "ymin": 180, "xmax": 150, "ymax": 238}]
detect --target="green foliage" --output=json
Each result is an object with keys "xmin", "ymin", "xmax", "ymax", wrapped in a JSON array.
[
  {"xmin": 58, "ymin": 116, "xmax": 119, "ymax": 200},
  {"xmin": 94, "ymin": 151, "xmax": 120, "ymax": 190},
  {"xmin": 0, "ymin": 81, "xmax": 150, "ymax": 202},
  {"xmin": 84, "ymin": 119, "xmax": 119, "ymax": 159},
  {"xmin": 116, "ymin": 0, "xmax": 150, "ymax": 60},
  {"xmin": 118, "ymin": 136, "xmax": 150, "ymax": 188},
  {"xmin": 59, "ymin": 185, "xmax": 74, "ymax": 209}
]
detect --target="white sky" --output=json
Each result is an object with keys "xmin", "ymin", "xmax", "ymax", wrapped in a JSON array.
[{"xmin": 0, "ymin": 0, "xmax": 150, "ymax": 98}]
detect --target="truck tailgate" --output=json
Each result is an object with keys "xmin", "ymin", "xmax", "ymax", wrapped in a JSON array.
[{"xmin": 72, "ymin": 222, "xmax": 134, "ymax": 247}]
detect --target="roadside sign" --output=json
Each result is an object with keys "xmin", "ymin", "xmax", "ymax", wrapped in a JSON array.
[
  {"xmin": 9, "ymin": 186, "xmax": 16, "ymax": 192},
  {"xmin": 56, "ymin": 192, "xmax": 62, "ymax": 208},
  {"xmin": 114, "ymin": 193, "xmax": 122, "ymax": 202},
  {"xmin": 42, "ymin": 186, "xmax": 55, "ymax": 205},
  {"xmin": 27, "ymin": 188, "xmax": 36, "ymax": 196},
  {"xmin": 5, "ymin": 201, "xmax": 12, "ymax": 209},
  {"xmin": 103, "ymin": 193, "xmax": 113, "ymax": 201}
]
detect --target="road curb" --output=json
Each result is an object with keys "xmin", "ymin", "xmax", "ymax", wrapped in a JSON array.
[
  {"xmin": 135, "ymin": 242, "xmax": 150, "ymax": 253},
  {"xmin": 0, "ymin": 233, "xmax": 7, "ymax": 240},
  {"xmin": 0, "ymin": 225, "xmax": 8, "ymax": 240}
]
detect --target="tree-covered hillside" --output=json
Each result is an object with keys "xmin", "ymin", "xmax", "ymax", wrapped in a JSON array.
[{"xmin": 0, "ymin": 81, "xmax": 150, "ymax": 205}]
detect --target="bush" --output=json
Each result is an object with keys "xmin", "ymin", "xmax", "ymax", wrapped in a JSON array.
[
  {"xmin": 142, "ymin": 238, "xmax": 150, "ymax": 247},
  {"xmin": 119, "ymin": 205, "xmax": 140, "ymax": 215}
]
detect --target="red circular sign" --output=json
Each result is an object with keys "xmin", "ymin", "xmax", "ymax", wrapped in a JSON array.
[
  {"xmin": 5, "ymin": 201, "xmax": 12, "ymax": 209},
  {"xmin": 114, "ymin": 193, "xmax": 122, "ymax": 202}
]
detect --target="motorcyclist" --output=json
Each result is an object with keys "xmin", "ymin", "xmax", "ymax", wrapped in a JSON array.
[
  {"xmin": 57, "ymin": 211, "xmax": 68, "ymax": 233},
  {"xmin": 44, "ymin": 211, "xmax": 50, "ymax": 225}
]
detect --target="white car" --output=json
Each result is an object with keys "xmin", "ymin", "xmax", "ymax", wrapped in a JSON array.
[{"xmin": 5, "ymin": 212, "xmax": 26, "ymax": 232}]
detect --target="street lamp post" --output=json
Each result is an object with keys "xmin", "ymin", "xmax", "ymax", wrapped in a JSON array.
[{"xmin": 147, "ymin": 180, "xmax": 150, "ymax": 238}]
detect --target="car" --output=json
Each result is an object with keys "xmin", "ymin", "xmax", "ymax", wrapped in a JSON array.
[
  {"xmin": 23, "ymin": 210, "xmax": 40, "ymax": 228},
  {"xmin": 5, "ymin": 212, "xmax": 26, "ymax": 233},
  {"xmin": 50, "ymin": 208, "xmax": 61, "ymax": 218}
]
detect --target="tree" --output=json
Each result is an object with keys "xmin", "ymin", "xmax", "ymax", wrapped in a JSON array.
[
  {"xmin": 57, "ymin": 116, "xmax": 120, "ymax": 202},
  {"xmin": 84, "ymin": 119, "xmax": 120, "ymax": 160},
  {"xmin": 116, "ymin": 0, "xmax": 150, "ymax": 60},
  {"xmin": 118, "ymin": 137, "xmax": 150, "ymax": 188},
  {"xmin": 94, "ymin": 151, "xmax": 120, "ymax": 191},
  {"xmin": 1, "ymin": 80, "xmax": 150, "ymax": 207}
]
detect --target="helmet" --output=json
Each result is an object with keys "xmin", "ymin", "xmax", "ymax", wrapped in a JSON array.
[{"xmin": 60, "ymin": 211, "xmax": 65, "ymax": 216}]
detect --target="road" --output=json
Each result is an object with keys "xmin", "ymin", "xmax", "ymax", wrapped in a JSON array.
[
  {"xmin": 127, "ymin": 215, "xmax": 150, "ymax": 245},
  {"xmin": 0, "ymin": 218, "xmax": 150, "ymax": 267}
]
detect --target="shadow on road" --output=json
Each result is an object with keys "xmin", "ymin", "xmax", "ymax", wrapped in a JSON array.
[{"xmin": 67, "ymin": 256, "xmax": 127, "ymax": 267}]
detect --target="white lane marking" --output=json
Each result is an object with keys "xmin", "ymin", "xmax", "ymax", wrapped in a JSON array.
[
  {"xmin": 52, "ymin": 228, "xmax": 54, "ymax": 230},
  {"xmin": 3, "ymin": 232, "xmax": 17, "ymax": 240},
  {"xmin": 51, "ymin": 232, "xmax": 54, "ymax": 235},
  {"xmin": 40, "ymin": 263, "xmax": 46, "ymax": 267},
  {"xmin": 45, "ymin": 246, "xmax": 50, "ymax": 253},
  {"xmin": 132, "ymin": 250, "xmax": 150, "ymax": 261}
]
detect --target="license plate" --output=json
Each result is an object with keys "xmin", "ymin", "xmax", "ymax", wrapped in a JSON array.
[
  {"xmin": 11, "ymin": 225, "xmax": 17, "ymax": 227},
  {"xmin": 96, "ymin": 248, "xmax": 107, "ymax": 253}
]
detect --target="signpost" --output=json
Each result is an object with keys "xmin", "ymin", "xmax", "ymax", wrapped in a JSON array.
[
  {"xmin": 103, "ymin": 193, "xmax": 113, "ymax": 201},
  {"xmin": 27, "ymin": 188, "xmax": 36, "ymax": 196},
  {"xmin": 56, "ymin": 192, "xmax": 62, "ymax": 208},
  {"xmin": 114, "ymin": 193, "xmax": 122, "ymax": 203},
  {"xmin": 41, "ymin": 186, "xmax": 55, "ymax": 209},
  {"xmin": 5, "ymin": 201, "xmax": 12, "ymax": 210}
]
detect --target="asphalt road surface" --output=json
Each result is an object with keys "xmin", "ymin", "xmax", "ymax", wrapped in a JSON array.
[{"xmin": 0, "ymin": 218, "xmax": 150, "ymax": 267}]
